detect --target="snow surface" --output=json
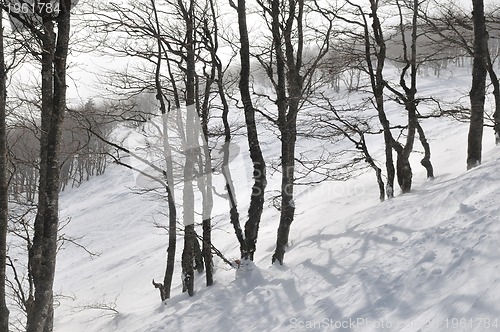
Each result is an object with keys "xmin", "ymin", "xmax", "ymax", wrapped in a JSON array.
[{"xmin": 51, "ymin": 68, "xmax": 500, "ymax": 332}]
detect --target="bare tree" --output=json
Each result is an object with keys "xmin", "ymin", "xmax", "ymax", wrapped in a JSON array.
[
  {"xmin": 229, "ymin": 0, "xmax": 268, "ymax": 261},
  {"xmin": 28, "ymin": 0, "xmax": 72, "ymax": 329},
  {"xmin": 418, "ymin": 1, "xmax": 500, "ymax": 145},
  {"xmin": 383, "ymin": 0, "xmax": 434, "ymax": 192},
  {"xmin": 150, "ymin": 0, "xmax": 179, "ymax": 301},
  {"xmin": 334, "ymin": 0, "xmax": 397, "ymax": 199},
  {"xmin": 89, "ymin": 0, "xmax": 225, "ymax": 298},
  {"xmin": 251, "ymin": 0, "xmax": 331, "ymax": 264},
  {"xmin": 334, "ymin": 0, "xmax": 434, "ymax": 194},
  {"xmin": 0, "ymin": 1, "xmax": 78, "ymax": 331}
]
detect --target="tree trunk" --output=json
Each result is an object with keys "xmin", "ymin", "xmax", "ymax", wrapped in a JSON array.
[
  {"xmin": 270, "ymin": 0, "xmax": 303, "ymax": 265},
  {"xmin": 236, "ymin": 0, "xmax": 267, "ymax": 261},
  {"xmin": 209, "ymin": 0, "xmax": 243, "ymax": 262},
  {"xmin": 272, "ymin": 121, "xmax": 297, "ymax": 265},
  {"xmin": 360, "ymin": 135, "xmax": 385, "ymax": 201},
  {"xmin": 201, "ymin": 216, "xmax": 213, "ymax": 285},
  {"xmin": 486, "ymin": 53, "xmax": 500, "ymax": 145},
  {"xmin": 181, "ymin": 224, "xmax": 195, "ymax": 296},
  {"xmin": 367, "ymin": 0, "xmax": 395, "ymax": 198},
  {"xmin": 193, "ymin": 235, "xmax": 204, "ymax": 274},
  {"xmin": 0, "ymin": 8, "xmax": 10, "ymax": 331},
  {"xmin": 181, "ymin": 102, "xmax": 195, "ymax": 295},
  {"xmin": 199, "ymin": 23, "xmax": 215, "ymax": 286},
  {"xmin": 179, "ymin": 0, "xmax": 196, "ymax": 296},
  {"xmin": 396, "ymin": 153, "xmax": 413, "ymax": 193},
  {"xmin": 467, "ymin": 0, "xmax": 488, "ymax": 169},
  {"xmin": 397, "ymin": 102, "xmax": 417, "ymax": 194},
  {"xmin": 163, "ymin": 53, "xmax": 179, "ymax": 303},
  {"xmin": 28, "ymin": 2, "xmax": 71, "ymax": 331},
  {"xmin": 181, "ymin": 110, "xmax": 196, "ymax": 296},
  {"xmin": 222, "ymin": 140, "xmax": 244, "ymax": 253},
  {"xmin": 416, "ymin": 121, "xmax": 434, "ymax": 178},
  {"xmin": 391, "ymin": 0, "xmax": 422, "ymax": 193},
  {"xmin": 197, "ymin": 127, "xmax": 213, "ymax": 286},
  {"xmin": 151, "ymin": 0, "xmax": 177, "ymax": 301},
  {"xmin": 163, "ymin": 183, "xmax": 176, "ymax": 300},
  {"xmin": 217, "ymin": 47, "xmax": 243, "ymax": 255}
]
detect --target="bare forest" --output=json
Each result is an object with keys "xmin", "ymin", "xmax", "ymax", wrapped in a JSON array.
[{"xmin": 1, "ymin": 0, "xmax": 500, "ymax": 331}]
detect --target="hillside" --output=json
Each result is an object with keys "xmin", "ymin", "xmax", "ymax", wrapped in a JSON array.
[{"xmin": 50, "ymin": 97, "xmax": 500, "ymax": 332}]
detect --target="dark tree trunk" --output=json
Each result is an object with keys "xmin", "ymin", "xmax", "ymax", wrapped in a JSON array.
[
  {"xmin": 467, "ymin": 0, "xmax": 488, "ymax": 169},
  {"xmin": 163, "ymin": 46, "xmax": 179, "ymax": 304},
  {"xmin": 396, "ymin": 0, "xmax": 417, "ymax": 194},
  {"xmin": 367, "ymin": 0, "xmax": 395, "ymax": 199},
  {"xmin": 272, "ymin": 121, "xmax": 297, "ymax": 265},
  {"xmin": 270, "ymin": 0, "xmax": 302, "ymax": 265},
  {"xmin": 193, "ymin": 235, "xmax": 204, "ymax": 274},
  {"xmin": 396, "ymin": 152, "xmax": 413, "ymax": 193},
  {"xmin": 219, "ymin": 58, "xmax": 243, "ymax": 253},
  {"xmin": 216, "ymin": 42, "xmax": 243, "ymax": 256},
  {"xmin": 389, "ymin": 0, "xmax": 427, "ymax": 194},
  {"xmin": 199, "ymin": 9, "xmax": 216, "ymax": 285},
  {"xmin": 396, "ymin": 102, "xmax": 417, "ymax": 194},
  {"xmin": 236, "ymin": 0, "xmax": 267, "ymax": 261},
  {"xmin": 208, "ymin": 0, "xmax": 242, "ymax": 264},
  {"xmin": 181, "ymin": 224, "xmax": 195, "ymax": 296},
  {"xmin": 416, "ymin": 121, "xmax": 434, "ymax": 178},
  {"xmin": 374, "ymin": 165, "xmax": 385, "ymax": 202},
  {"xmin": 360, "ymin": 135, "xmax": 385, "ymax": 201},
  {"xmin": 27, "ymin": 2, "xmax": 71, "ymax": 331},
  {"xmin": 486, "ymin": 53, "xmax": 500, "ymax": 145},
  {"xmin": 269, "ymin": 0, "xmax": 288, "ymax": 265},
  {"xmin": 196, "ymin": 143, "xmax": 213, "ymax": 286},
  {"xmin": 201, "ymin": 217, "xmax": 213, "ymax": 285},
  {"xmin": 179, "ymin": 0, "xmax": 196, "ymax": 296},
  {"xmin": 180, "ymin": 111, "xmax": 196, "ymax": 296},
  {"xmin": 198, "ymin": 104, "xmax": 213, "ymax": 285},
  {"xmin": 163, "ymin": 185, "xmax": 176, "ymax": 299},
  {"xmin": 150, "ymin": 0, "xmax": 177, "ymax": 301},
  {"xmin": 223, "ymin": 140, "xmax": 244, "ymax": 253},
  {"xmin": 0, "ymin": 8, "xmax": 10, "ymax": 331},
  {"xmin": 380, "ymin": 105, "xmax": 395, "ymax": 198},
  {"xmin": 28, "ymin": 24, "xmax": 56, "ymax": 330}
]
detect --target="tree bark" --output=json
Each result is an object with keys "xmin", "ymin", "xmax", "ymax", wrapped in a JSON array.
[
  {"xmin": 27, "ymin": 2, "xmax": 71, "ymax": 331},
  {"xmin": 272, "ymin": 121, "xmax": 297, "ymax": 265},
  {"xmin": 206, "ymin": 0, "xmax": 240, "ymax": 272},
  {"xmin": 392, "ymin": 0, "xmax": 418, "ymax": 194},
  {"xmin": 178, "ymin": 0, "xmax": 196, "ymax": 296},
  {"xmin": 360, "ymin": 135, "xmax": 385, "ymax": 201},
  {"xmin": 150, "ymin": 0, "xmax": 177, "ymax": 301},
  {"xmin": 467, "ymin": 0, "xmax": 488, "ymax": 169},
  {"xmin": 236, "ymin": 0, "xmax": 267, "ymax": 261},
  {"xmin": 0, "ymin": 8, "xmax": 10, "ymax": 331},
  {"xmin": 367, "ymin": 0, "xmax": 395, "ymax": 198},
  {"xmin": 416, "ymin": 121, "xmax": 434, "ymax": 179},
  {"xmin": 486, "ymin": 52, "xmax": 500, "ymax": 145},
  {"xmin": 198, "ymin": 106, "xmax": 213, "ymax": 286},
  {"xmin": 270, "ymin": 0, "xmax": 302, "ymax": 265}
]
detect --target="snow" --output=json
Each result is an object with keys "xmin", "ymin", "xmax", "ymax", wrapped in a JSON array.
[{"xmin": 50, "ymin": 67, "xmax": 500, "ymax": 332}]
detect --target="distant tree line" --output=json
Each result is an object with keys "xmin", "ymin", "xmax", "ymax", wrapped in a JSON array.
[{"xmin": 7, "ymin": 100, "xmax": 111, "ymax": 203}]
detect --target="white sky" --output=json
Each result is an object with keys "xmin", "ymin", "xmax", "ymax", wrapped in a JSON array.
[{"xmin": 6, "ymin": 0, "xmax": 499, "ymax": 106}]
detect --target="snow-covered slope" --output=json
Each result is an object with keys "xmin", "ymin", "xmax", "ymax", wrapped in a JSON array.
[
  {"xmin": 53, "ymin": 126, "xmax": 500, "ymax": 332},
  {"xmin": 52, "ymin": 67, "xmax": 500, "ymax": 331}
]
